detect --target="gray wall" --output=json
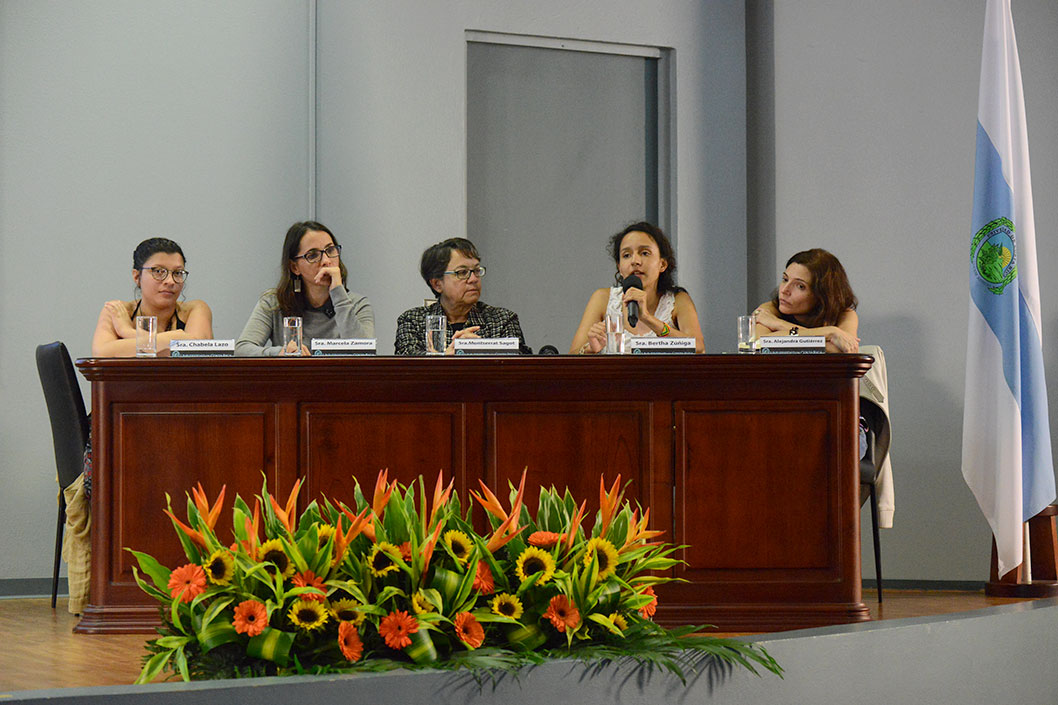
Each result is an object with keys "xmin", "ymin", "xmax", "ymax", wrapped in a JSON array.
[
  {"xmin": 748, "ymin": 0, "xmax": 1058, "ymax": 580},
  {"xmin": 4, "ymin": 0, "xmax": 1058, "ymax": 587}
]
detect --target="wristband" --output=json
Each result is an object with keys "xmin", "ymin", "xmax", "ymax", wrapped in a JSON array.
[{"xmin": 659, "ymin": 323, "xmax": 670, "ymax": 337}]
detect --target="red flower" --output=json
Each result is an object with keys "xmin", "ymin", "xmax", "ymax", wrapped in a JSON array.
[
  {"xmin": 291, "ymin": 570, "xmax": 327, "ymax": 602},
  {"xmin": 338, "ymin": 621, "xmax": 364, "ymax": 661},
  {"xmin": 472, "ymin": 560, "xmax": 495, "ymax": 594},
  {"xmin": 232, "ymin": 599, "xmax": 268, "ymax": 636},
  {"xmin": 167, "ymin": 563, "xmax": 207, "ymax": 603},
  {"xmin": 454, "ymin": 612, "xmax": 485, "ymax": 649},
  {"xmin": 527, "ymin": 531, "xmax": 562, "ymax": 548},
  {"xmin": 379, "ymin": 610, "xmax": 419, "ymax": 650},
  {"xmin": 543, "ymin": 594, "xmax": 580, "ymax": 633},
  {"xmin": 638, "ymin": 586, "xmax": 658, "ymax": 619}
]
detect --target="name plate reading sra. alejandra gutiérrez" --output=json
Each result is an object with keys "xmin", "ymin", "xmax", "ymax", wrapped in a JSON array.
[
  {"xmin": 628, "ymin": 337, "xmax": 696, "ymax": 354},
  {"xmin": 169, "ymin": 339, "xmax": 235, "ymax": 357},
  {"xmin": 310, "ymin": 339, "xmax": 377, "ymax": 356},
  {"xmin": 452, "ymin": 338, "xmax": 520, "ymax": 355}
]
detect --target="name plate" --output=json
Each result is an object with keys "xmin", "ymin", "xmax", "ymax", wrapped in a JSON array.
[
  {"xmin": 628, "ymin": 337, "xmax": 695, "ymax": 354},
  {"xmin": 170, "ymin": 339, "xmax": 235, "ymax": 357},
  {"xmin": 453, "ymin": 338, "xmax": 520, "ymax": 355},
  {"xmin": 758, "ymin": 335, "xmax": 826, "ymax": 354},
  {"xmin": 311, "ymin": 339, "xmax": 377, "ymax": 356}
]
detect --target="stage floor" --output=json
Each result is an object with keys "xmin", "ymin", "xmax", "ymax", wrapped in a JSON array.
[{"xmin": 0, "ymin": 590, "xmax": 1035, "ymax": 692}]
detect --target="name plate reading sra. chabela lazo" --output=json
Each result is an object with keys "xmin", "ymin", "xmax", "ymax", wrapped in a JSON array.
[
  {"xmin": 310, "ymin": 339, "xmax": 377, "ymax": 356},
  {"xmin": 169, "ymin": 339, "xmax": 235, "ymax": 357},
  {"xmin": 757, "ymin": 335, "xmax": 826, "ymax": 354},
  {"xmin": 452, "ymin": 338, "xmax": 520, "ymax": 355},
  {"xmin": 628, "ymin": 337, "xmax": 696, "ymax": 354}
]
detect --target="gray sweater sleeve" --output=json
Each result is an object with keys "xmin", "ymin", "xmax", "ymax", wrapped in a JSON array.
[
  {"xmin": 235, "ymin": 294, "xmax": 284, "ymax": 357},
  {"xmin": 331, "ymin": 287, "xmax": 375, "ymax": 339}
]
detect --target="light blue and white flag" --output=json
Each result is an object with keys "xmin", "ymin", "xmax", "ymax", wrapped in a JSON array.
[{"xmin": 963, "ymin": 0, "xmax": 1055, "ymax": 578}]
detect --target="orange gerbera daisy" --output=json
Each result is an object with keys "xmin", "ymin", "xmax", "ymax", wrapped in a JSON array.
[
  {"xmin": 527, "ymin": 531, "xmax": 562, "ymax": 548},
  {"xmin": 232, "ymin": 599, "xmax": 268, "ymax": 636},
  {"xmin": 292, "ymin": 570, "xmax": 327, "ymax": 602},
  {"xmin": 638, "ymin": 585, "xmax": 658, "ymax": 619},
  {"xmin": 167, "ymin": 563, "xmax": 207, "ymax": 604},
  {"xmin": 379, "ymin": 610, "xmax": 419, "ymax": 650},
  {"xmin": 543, "ymin": 594, "xmax": 580, "ymax": 633},
  {"xmin": 472, "ymin": 560, "xmax": 494, "ymax": 594},
  {"xmin": 338, "ymin": 621, "xmax": 364, "ymax": 662},
  {"xmin": 454, "ymin": 612, "xmax": 485, "ymax": 649}
]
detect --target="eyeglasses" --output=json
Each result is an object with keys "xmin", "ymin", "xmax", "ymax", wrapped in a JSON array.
[
  {"xmin": 141, "ymin": 266, "xmax": 189, "ymax": 283},
  {"xmin": 444, "ymin": 266, "xmax": 486, "ymax": 281},
  {"xmin": 291, "ymin": 244, "xmax": 342, "ymax": 263}
]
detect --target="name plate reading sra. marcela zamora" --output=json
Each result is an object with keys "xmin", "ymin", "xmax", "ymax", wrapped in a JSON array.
[
  {"xmin": 452, "ymin": 338, "xmax": 520, "ymax": 355},
  {"xmin": 628, "ymin": 337, "xmax": 696, "ymax": 354},
  {"xmin": 310, "ymin": 339, "xmax": 377, "ymax": 356},
  {"xmin": 169, "ymin": 339, "xmax": 235, "ymax": 357}
]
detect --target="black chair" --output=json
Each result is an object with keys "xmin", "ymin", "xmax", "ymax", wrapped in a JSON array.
[
  {"xmin": 859, "ymin": 399, "xmax": 889, "ymax": 603},
  {"xmin": 36, "ymin": 342, "xmax": 90, "ymax": 608}
]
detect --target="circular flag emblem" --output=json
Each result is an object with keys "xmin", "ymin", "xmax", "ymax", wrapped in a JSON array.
[{"xmin": 971, "ymin": 216, "xmax": 1017, "ymax": 295}]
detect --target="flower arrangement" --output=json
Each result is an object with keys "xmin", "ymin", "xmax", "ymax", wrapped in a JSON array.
[{"xmin": 130, "ymin": 470, "xmax": 781, "ymax": 683}]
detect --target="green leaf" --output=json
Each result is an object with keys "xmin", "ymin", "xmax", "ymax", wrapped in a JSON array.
[
  {"xmin": 200, "ymin": 597, "xmax": 234, "ymax": 628},
  {"xmin": 135, "ymin": 649, "xmax": 174, "ymax": 684},
  {"xmin": 405, "ymin": 628, "xmax": 438, "ymax": 664},
  {"xmin": 126, "ymin": 549, "xmax": 172, "ymax": 594},
  {"xmin": 247, "ymin": 627, "xmax": 295, "ymax": 666},
  {"xmin": 197, "ymin": 621, "xmax": 240, "ymax": 653}
]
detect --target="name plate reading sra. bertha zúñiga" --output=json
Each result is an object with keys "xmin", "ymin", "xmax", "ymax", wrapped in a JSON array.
[
  {"xmin": 169, "ymin": 339, "xmax": 235, "ymax": 357},
  {"xmin": 628, "ymin": 337, "xmax": 696, "ymax": 354},
  {"xmin": 311, "ymin": 339, "xmax": 377, "ymax": 356},
  {"xmin": 758, "ymin": 335, "xmax": 826, "ymax": 354},
  {"xmin": 452, "ymin": 338, "xmax": 520, "ymax": 355}
]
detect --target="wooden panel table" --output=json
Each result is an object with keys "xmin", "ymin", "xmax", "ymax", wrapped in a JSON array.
[{"xmin": 76, "ymin": 354, "xmax": 873, "ymax": 633}]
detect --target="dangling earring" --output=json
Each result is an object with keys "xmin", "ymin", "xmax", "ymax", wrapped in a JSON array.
[{"xmin": 293, "ymin": 275, "xmax": 302, "ymax": 293}]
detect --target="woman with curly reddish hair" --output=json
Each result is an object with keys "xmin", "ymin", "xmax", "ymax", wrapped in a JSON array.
[{"xmin": 753, "ymin": 248, "xmax": 859, "ymax": 353}]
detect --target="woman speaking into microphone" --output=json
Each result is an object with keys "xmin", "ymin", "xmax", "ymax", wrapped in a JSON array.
[{"xmin": 570, "ymin": 221, "xmax": 704, "ymax": 354}]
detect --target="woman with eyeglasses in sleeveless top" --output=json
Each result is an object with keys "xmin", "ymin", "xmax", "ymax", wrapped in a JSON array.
[
  {"xmin": 236, "ymin": 221, "xmax": 374, "ymax": 356},
  {"xmin": 91, "ymin": 238, "xmax": 214, "ymax": 356}
]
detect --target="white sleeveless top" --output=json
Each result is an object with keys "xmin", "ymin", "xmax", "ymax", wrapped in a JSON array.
[{"xmin": 606, "ymin": 286, "xmax": 675, "ymax": 346}]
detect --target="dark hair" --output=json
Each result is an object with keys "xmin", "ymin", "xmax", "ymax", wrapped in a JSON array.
[
  {"xmin": 770, "ymin": 248, "xmax": 857, "ymax": 328},
  {"xmin": 607, "ymin": 221, "xmax": 683, "ymax": 295},
  {"xmin": 133, "ymin": 238, "xmax": 185, "ymax": 270},
  {"xmin": 419, "ymin": 237, "xmax": 480, "ymax": 297},
  {"xmin": 276, "ymin": 221, "xmax": 348, "ymax": 316}
]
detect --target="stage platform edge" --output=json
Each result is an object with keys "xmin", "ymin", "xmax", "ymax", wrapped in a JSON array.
[{"xmin": 6, "ymin": 597, "xmax": 1058, "ymax": 705}]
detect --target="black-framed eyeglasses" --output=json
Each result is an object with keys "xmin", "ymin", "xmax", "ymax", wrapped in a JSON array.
[
  {"xmin": 291, "ymin": 244, "xmax": 342, "ymax": 263},
  {"xmin": 444, "ymin": 266, "xmax": 486, "ymax": 281},
  {"xmin": 141, "ymin": 266, "xmax": 189, "ymax": 283}
]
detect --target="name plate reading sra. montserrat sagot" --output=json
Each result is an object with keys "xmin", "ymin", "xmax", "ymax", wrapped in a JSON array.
[
  {"xmin": 311, "ymin": 339, "xmax": 377, "ymax": 356},
  {"xmin": 169, "ymin": 339, "xmax": 235, "ymax": 357},
  {"xmin": 452, "ymin": 338, "xmax": 520, "ymax": 355},
  {"xmin": 628, "ymin": 337, "xmax": 696, "ymax": 354}
]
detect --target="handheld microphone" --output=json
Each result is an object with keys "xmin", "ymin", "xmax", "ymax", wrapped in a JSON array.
[{"xmin": 621, "ymin": 274, "xmax": 643, "ymax": 328}]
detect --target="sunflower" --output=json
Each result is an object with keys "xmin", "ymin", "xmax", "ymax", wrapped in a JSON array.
[
  {"xmin": 338, "ymin": 621, "xmax": 363, "ymax": 662},
  {"xmin": 543, "ymin": 594, "xmax": 580, "ymax": 633},
  {"xmin": 167, "ymin": 563, "xmax": 207, "ymax": 603},
  {"xmin": 316, "ymin": 524, "xmax": 335, "ymax": 549},
  {"xmin": 411, "ymin": 590, "xmax": 435, "ymax": 615},
  {"xmin": 330, "ymin": 598, "xmax": 365, "ymax": 626},
  {"xmin": 203, "ymin": 549, "xmax": 234, "ymax": 586},
  {"xmin": 490, "ymin": 593, "xmax": 523, "ymax": 620},
  {"xmin": 515, "ymin": 547, "xmax": 556, "ymax": 585},
  {"xmin": 582, "ymin": 537, "xmax": 619, "ymax": 580},
  {"xmin": 472, "ymin": 560, "xmax": 494, "ymax": 594},
  {"xmin": 232, "ymin": 599, "xmax": 268, "ymax": 636},
  {"xmin": 258, "ymin": 539, "xmax": 295, "ymax": 579},
  {"xmin": 454, "ymin": 611, "xmax": 485, "ymax": 649},
  {"xmin": 443, "ymin": 530, "xmax": 473, "ymax": 565},
  {"xmin": 378, "ymin": 610, "xmax": 419, "ymax": 650},
  {"xmin": 608, "ymin": 612, "xmax": 629, "ymax": 632},
  {"xmin": 367, "ymin": 542, "xmax": 401, "ymax": 577},
  {"xmin": 288, "ymin": 599, "xmax": 329, "ymax": 631}
]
